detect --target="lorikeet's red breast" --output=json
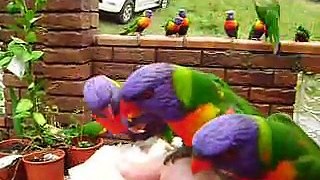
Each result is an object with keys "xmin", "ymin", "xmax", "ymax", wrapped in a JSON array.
[
  {"xmin": 224, "ymin": 20, "xmax": 239, "ymax": 38},
  {"xmin": 137, "ymin": 16, "xmax": 151, "ymax": 29},
  {"xmin": 93, "ymin": 106, "xmax": 128, "ymax": 134},
  {"xmin": 264, "ymin": 161, "xmax": 297, "ymax": 180}
]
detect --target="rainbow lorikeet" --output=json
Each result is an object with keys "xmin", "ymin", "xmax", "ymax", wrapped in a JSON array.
[
  {"xmin": 224, "ymin": 10, "xmax": 239, "ymax": 39},
  {"xmin": 253, "ymin": 0, "xmax": 280, "ymax": 54},
  {"xmin": 119, "ymin": 10, "xmax": 153, "ymax": 36},
  {"xmin": 295, "ymin": 25, "xmax": 311, "ymax": 42},
  {"xmin": 119, "ymin": 63, "xmax": 263, "ymax": 164},
  {"xmin": 83, "ymin": 75, "xmax": 172, "ymax": 141},
  {"xmin": 162, "ymin": 16, "xmax": 184, "ymax": 36},
  {"xmin": 249, "ymin": 19, "xmax": 268, "ymax": 41},
  {"xmin": 177, "ymin": 9, "xmax": 190, "ymax": 36},
  {"xmin": 191, "ymin": 113, "xmax": 320, "ymax": 180}
]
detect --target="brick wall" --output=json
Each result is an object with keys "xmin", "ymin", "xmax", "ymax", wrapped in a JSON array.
[
  {"xmin": 0, "ymin": 0, "xmax": 320, "ymax": 132},
  {"xmin": 0, "ymin": 0, "xmax": 99, "ymax": 131}
]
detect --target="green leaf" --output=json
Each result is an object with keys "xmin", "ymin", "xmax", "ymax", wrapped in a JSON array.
[
  {"xmin": 14, "ymin": 111, "xmax": 31, "ymax": 119},
  {"xmin": 16, "ymin": 98, "xmax": 33, "ymax": 114},
  {"xmin": 26, "ymin": 31, "xmax": 37, "ymax": 43},
  {"xmin": 82, "ymin": 121, "xmax": 104, "ymax": 138},
  {"xmin": 30, "ymin": 51, "xmax": 43, "ymax": 61},
  {"xmin": 6, "ymin": 2, "xmax": 20, "ymax": 14},
  {"xmin": 25, "ymin": 10, "xmax": 35, "ymax": 22},
  {"xmin": 32, "ymin": 112, "xmax": 47, "ymax": 126},
  {"xmin": 11, "ymin": 37, "xmax": 27, "ymax": 44},
  {"xmin": 30, "ymin": 16, "xmax": 42, "ymax": 24},
  {"xmin": 0, "ymin": 56, "xmax": 12, "ymax": 68},
  {"xmin": 35, "ymin": 0, "xmax": 47, "ymax": 11}
]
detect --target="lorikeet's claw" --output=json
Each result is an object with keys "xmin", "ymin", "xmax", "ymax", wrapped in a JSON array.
[
  {"xmin": 164, "ymin": 146, "xmax": 192, "ymax": 165},
  {"xmin": 273, "ymin": 42, "xmax": 281, "ymax": 55}
]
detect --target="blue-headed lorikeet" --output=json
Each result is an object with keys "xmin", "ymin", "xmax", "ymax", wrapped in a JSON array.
[
  {"xmin": 119, "ymin": 63, "xmax": 263, "ymax": 164},
  {"xmin": 295, "ymin": 25, "xmax": 311, "ymax": 42},
  {"xmin": 162, "ymin": 16, "xmax": 184, "ymax": 36},
  {"xmin": 224, "ymin": 10, "xmax": 239, "ymax": 39},
  {"xmin": 253, "ymin": 0, "xmax": 280, "ymax": 54},
  {"xmin": 191, "ymin": 113, "xmax": 320, "ymax": 180},
  {"xmin": 249, "ymin": 19, "xmax": 268, "ymax": 41},
  {"xmin": 177, "ymin": 9, "xmax": 190, "ymax": 36},
  {"xmin": 119, "ymin": 10, "xmax": 153, "ymax": 36},
  {"xmin": 83, "ymin": 75, "xmax": 172, "ymax": 141}
]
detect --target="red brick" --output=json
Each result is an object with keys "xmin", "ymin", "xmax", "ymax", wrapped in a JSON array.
[
  {"xmin": 92, "ymin": 46, "xmax": 112, "ymax": 61},
  {"xmin": 157, "ymin": 49, "xmax": 201, "ymax": 65},
  {"xmin": 0, "ymin": 117, "xmax": 6, "ymax": 127},
  {"xmin": 43, "ymin": 48, "xmax": 91, "ymax": 64},
  {"xmin": 274, "ymin": 70, "xmax": 297, "ymax": 87},
  {"xmin": 3, "ymin": 74, "xmax": 28, "ymax": 87},
  {"xmin": 253, "ymin": 103, "xmax": 270, "ymax": 116},
  {"xmin": 202, "ymin": 51, "xmax": 250, "ymax": 68},
  {"xmin": 0, "ymin": 13, "xmax": 14, "ymax": 26},
  {"xmin": 226, "ymin": 69, "xmax": 274, "ymax": 87},
  {"xmin": 38, "ymin": 30, "xmax": 95, "ymax": 47},
  {"xmin": 231, "ymin": 86, "xmax": 250, "ymax": 99},
  {"xmin": 45, "ymin": 0, "xmax": 95, "ymax": 12},
  {"xmin": 0, "ymin": 0, "xmax": 10, "ymax": 12},
  {"xmin": 34, "ymin": 62, "xmax": 91, "ymax": 80},
  {"xmin": 5, "ymin": 101, "xmax": 12, "ymax": 115},
  {"xmin": 19, "ymin": 88, "xmax": 27, "ymax": 98},
  {"xmin": 47, "ymin": 96, "xmax": 87, "ymax": 112},
  {"xmin": 113, "ymin": 48, "xmax": 155, "ymax": 63},
  {"xmin": 3, "ymin": 88, "xmax": 19, "ymax": 101},
  {"xmin": 250, "ymin": 87, "xmax": 296, "ymax": 105},
  {"xmin": 270, "ymin": 105, "xmax": 294, "ymax": 116},
  {"xmin": 0, "ymin": 28, "xmax": 15, "ymax": 42},
  {"xmin": 93, "ymin": 62, "xmax": 136, "ymax": 79},
  {"xmin": 91, "ymin": 13, "xmax": 99, "ymax": 27},
  {"xmin": 301, "ymin": 56, "xmax": 320, "ymax": 73},
  {"xmin": 39, "ymin": 13, "xmax": 95, "ymax": 30},
  {"xmin": 249, "ymin": 54, "xmax": 297, "ymax": 69},
  {"xmin": 46, "ymin": 80, "xmax": 85, "ymax": 96},
  {"xmin": 195, "ymin": 67, "xmax": 225, "ymax": 79}
]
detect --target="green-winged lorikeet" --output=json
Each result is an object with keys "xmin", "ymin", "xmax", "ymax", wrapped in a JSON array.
[
  {"xmin": 224, "ymin": 10, "xmax": 239, "ymax": 39},
  {"xmin": 295, "ymin": 25, "xmax": 311, "ymax": 42},
  {"xmin": 119, "ymin": 10, "xmax": 153, "ymax": 36},
  {"xmin": 83, "ymin": 75, "xmax": 172, "ymax": 141},
  {"xmin": 249, "ymin": 19, "xmax": 268, "ymax": 41},
  {"xmin": 119, "ymin": 63, "xmax": 263, "ymax": 164},
  {"xmin": 191, "ymin": 113, "xmax": 320, "ymax": 180},
  {"xmin": 177, "ymin": 9, "xmax": 190, "ymax": 36},
  {"xmin": 253, "ymin": 0, "xmax": 280, "ymax": 54},
  {"xmin": 162, "ymin": 16, "xmax": 184, "ymax": 36}
]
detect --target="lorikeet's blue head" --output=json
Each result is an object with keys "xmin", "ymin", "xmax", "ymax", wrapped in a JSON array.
[
  {"xmin": 225, "ymin": 10, "xmax": 235, "ymax": 20},
  {"xmin": 144, "ymin": 9, "xmax": 153, "ymax": 18},
  {"xmin": 120, "ymin": 63, "xmax": 185, "ymax": 130},
  {"xmin": 83, "ymin": 75, "xmax": 120, "ymax": 116},
  {"xmin": 174, "ymin": 16, "xmax": 184, "ymax": 25},
  {"xmin": 178, "ymin": 9, "xmax": 187, "ymax": 18},
  {"xmin": 191, "ymin": 114, "xmax": 263, "ymax": 179}
]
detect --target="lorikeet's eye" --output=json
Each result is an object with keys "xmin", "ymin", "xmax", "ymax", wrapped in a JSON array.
[{"xmin": 141, "ymin": 89, "xmax": 154, "ymax": 99}]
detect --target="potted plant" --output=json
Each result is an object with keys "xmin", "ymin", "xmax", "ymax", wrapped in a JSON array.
[{"xmin": 63, "ymin": 110, "xmax": 105, "ymax": 168}]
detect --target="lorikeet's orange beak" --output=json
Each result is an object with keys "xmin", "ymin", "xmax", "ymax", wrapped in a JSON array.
[
  {"xmin": 191, "ymin": 157, "xmax": 214, "ymax": 175},
  {"xmin": 120, "ymin": 100, "xmax": 142, "ymax": 122}
]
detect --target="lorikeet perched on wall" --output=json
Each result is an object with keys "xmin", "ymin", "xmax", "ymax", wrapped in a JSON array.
[
  {"xmin": 295, "ymin": 25, "xmax": 311, "ymax": 42},
  {"xmin": 83, "ymin": 75, "xmax": 172, "ymax": 141},
  {"xmin": 119, "ymin": 10, "xmax": 153, "ymax": 36},
  {"xmin": 253, "ymin": 0, "xmax": 280, "ymax": 54},
  {"xmin": 191, "ymin": 113, "xmax": 320, "ymax": 180},
  {"xmin": 177, "ymin": 9, "xmax": 190, "ymax": 36},
  {"xmin": 224, "ymin": 10, "xmax": 239, "ymax": 39},
  {"xmin": 249, "ymin": 19, "xmax": 268, "ymax": 40},
  {"xmin": 163, "ymin": 16, "xmax": 184, "ymax": 36},
  {"xmin": 119, "ymin": 63, "xmax": 263, "ymax": 164}
]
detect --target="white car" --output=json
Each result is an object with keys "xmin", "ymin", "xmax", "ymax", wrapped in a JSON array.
[{"xmin": 99, "ymin": 0, "xmax": 169, "ymax": 24}]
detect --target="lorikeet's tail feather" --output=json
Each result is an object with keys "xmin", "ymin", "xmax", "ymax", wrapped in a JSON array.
[
  {"xmin": 119, "ymin": 29, "xmax": 130, "ymax": 35},
  {"xmin": 293, "ymin": 155, "xmax": 320, "ymax": 179}
]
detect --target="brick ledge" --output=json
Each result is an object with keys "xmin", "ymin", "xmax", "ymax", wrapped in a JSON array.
[{"xmin": 95, "ymin": 34, "xmax": 320, "ymax": 55}]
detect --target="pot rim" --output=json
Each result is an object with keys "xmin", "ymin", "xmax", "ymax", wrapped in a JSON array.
[
  {"xmin": 70, "ymin": 137, "xmax": 104, "ymax": 151},
  {"xmin": 22, "ymin": 149, "xmax": 65, "ymax": 165},
  {"xmin": 0, "ymin": 138, "xmax": 32, "ymax": 156}
]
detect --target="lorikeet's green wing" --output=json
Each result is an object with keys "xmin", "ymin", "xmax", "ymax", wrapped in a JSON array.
[
  {"xmin": 162, "ymin": 126, "xmax": 174, "ymax": 143},
  {"xmin": 293, "ymin": 155, "xmax": 320, "ymax": 180},
  {"xmin": 82, "ymin": 121, "xmax": 105, "ymax": 138},
  {"xmin": 253, "ymin": 0, "xmax": 280, "ymax": 54},
  {"xmin": 248, "ymin": 23, "xmax": 256, "ymax": 39},
  {"xmin": 119, "ymin": 17, "xmax": 140, "ymax": 35},
  {"xmin": 172, "ymin": 66, "xmax": 262, "ymax": 116}
]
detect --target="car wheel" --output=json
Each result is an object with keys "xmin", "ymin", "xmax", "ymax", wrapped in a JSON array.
[
  {"xmin": 117, "ymin": 0, "xmax": 134, "ymax": 24},
  {"xmin": 160, "ymin": 0, "xmax": 169, "ymax": 8}
]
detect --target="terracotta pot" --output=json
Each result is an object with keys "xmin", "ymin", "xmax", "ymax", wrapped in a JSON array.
[
  {"xmin": 66, "ymin": 137, "xmax": 104, "ymax": 168},
  {"xmin": 0, "ymin": 139, "xmax": 31, "ymax": 180},
  {"xmin": 23, "ymin": 149, "xmax": 65, "ymax": 180}
]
